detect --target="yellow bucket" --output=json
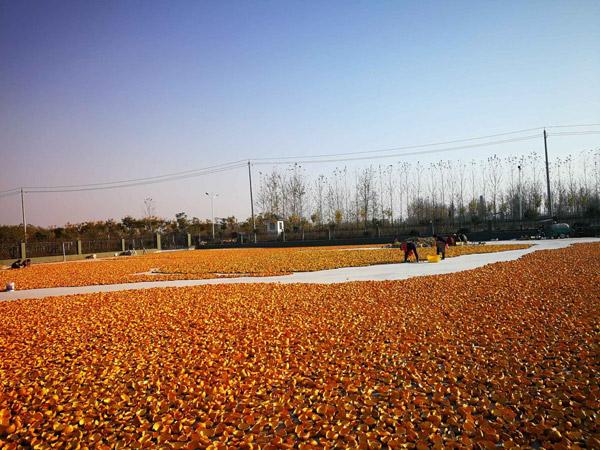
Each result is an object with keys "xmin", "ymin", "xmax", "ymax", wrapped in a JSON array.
[{"xmin": 427, "ymin": 255, "xmax": 441, "ymax": 263}]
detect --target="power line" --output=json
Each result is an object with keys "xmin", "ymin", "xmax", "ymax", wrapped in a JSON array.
[
  {"xmin": 250, "ymin": 127, "xmax": 546, "ymax": 161},
  {"xmin": 545, "ymin": 123, "xmax": 600, "ymax": 129},
  {"xmin": 0, "ymin": 190, "xmax": 20, "ymax": 199},
  {"xmin": 547, "ymin": 131, "xmax": 600, "ymax": 137},
  {"xmin": 24, "ymin": 163, "xmax": 248, "ymax": 193},
  {"xmin": 0, "ymin": 188, "xmax": 20, "ymax": 196},
  {"xmin": 23, "ymin": 159, "xmax": 247, "ymax": 190},
  {"xmin": 2, "ymin": 123, "xmax": 598, "ymax": 195},
  {"xmin": 250, "ymin": 123, "xmax": 600, "ymax": 162},
  {"xmin": 253, "ymin": 134, "xmax": 542, "ymax": 165}
]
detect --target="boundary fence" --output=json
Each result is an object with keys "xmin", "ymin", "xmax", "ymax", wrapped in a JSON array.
[
  {"xmin": 2, "ymin": 216, "xmax": 599, "ymax": 260},
  {"xmin": 0, "ymin": 234, "xmax": 162, "ymax": 260}
]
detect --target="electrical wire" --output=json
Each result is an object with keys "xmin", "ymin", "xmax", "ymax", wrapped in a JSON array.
[
  {"xmin": 547, "ymin": 131, "xmax": 600, "ymax": 137},
  {"xmin": 24, "ymin": 159, "xmax": 247, "ymax": 190},
  {"xmin": 253, "ymin": 134, "xmax": 542, "ymax": 165},
  {"xmin": 545, "ymin": 123, "xmax": 600, "ymax": 129},
  {"xmin": 250, "ymin": 123, "xmax": 600, "ymax": 162},
  {"xmin": 0, "ymin": 190, "xmax": 20, "ymax": 199},
  {"xmin": 2, "ymin": 123, "xmax": 598, "ymax": 195},
  {"xmin": 24, "ymin": 163, "xmax": 248, "ymax": 193},
  {"xmin": 0, "ymin": 188, "xmax": 20, "ymax": 195},
  {"xmin": 250, "ymin": 127, "xmax": 547, "ymax": 162}
]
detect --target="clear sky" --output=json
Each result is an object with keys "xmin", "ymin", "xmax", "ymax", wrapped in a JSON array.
[{"xmin": 1, "ymin": 0, "xmax": 599, "ymax": 226}]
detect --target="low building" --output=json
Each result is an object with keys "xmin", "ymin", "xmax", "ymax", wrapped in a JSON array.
[{"xmin": 266, "ymin": 220, "xmax": 285, "ymax": 236}]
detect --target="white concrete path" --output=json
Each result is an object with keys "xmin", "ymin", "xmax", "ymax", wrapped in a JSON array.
[{"xmin": 1, "ymin": 238, "xmax": 598, "ymax": 301}]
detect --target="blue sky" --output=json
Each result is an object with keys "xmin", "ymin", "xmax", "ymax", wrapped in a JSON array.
[{"xmin": 0, "ymin": 0, "xmax": 599, "ymax": 225}]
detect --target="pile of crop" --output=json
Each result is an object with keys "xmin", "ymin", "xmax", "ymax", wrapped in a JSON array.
[
  {"xmin": 0, "ymin": 244, "xmax": 529, "ymax": 290},
  {"xmin": 1, "ymin": 243, "xmax": 597, "ymax": 448}
]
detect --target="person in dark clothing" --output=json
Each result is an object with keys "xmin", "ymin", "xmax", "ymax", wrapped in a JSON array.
[
  {"xmin": 402, "ymin": 241, "xmax": 419, "ymax": 263},
  {"xmin": 434, "ymin": 235, "xmax": 447, "ymax": 260}
]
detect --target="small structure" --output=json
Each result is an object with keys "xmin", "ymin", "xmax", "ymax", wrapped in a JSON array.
[{"xmin": 266, "ymin": 220, "xmax": 285, "ymax": 236}]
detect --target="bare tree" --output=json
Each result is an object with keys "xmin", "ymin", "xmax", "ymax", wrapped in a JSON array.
[
  {"xmin": 469, "ymin": 159, "xmax": 478, "ymax": 207},
  {"xmin": 258, "ymin": 170, "xmax": 283, "ymax": 217},
  {"xmin": 342, "ymin": 166, "xmax": 350, "ymax": 222},
  {"xmin": 357, "ymin": 166, "xmax": 377, "ymax": 225},
  {"xmin": 446, "ymin": 160, "xmax": 457, "ymax": 223},
  {"xmin": 286, "ymin": 163, "xmax": 307, "ymax": 223},
  {"xmin": 331, "ymin": 167, "xmax": 345, "ymax": 222},
  {"xmin": 257, "ymin": 147, "xmax": 600, "ymax": 229},
  {"xmin": 312, "ymin": 174, "xmax": 326, "ymax": 225},
  {"xmin": 396, "ymin": 162, "xmax": 410, "ymax": 222},
  {"xmin": 413, "ymin": 162, "xmax": 423, "ymax": 223},
  {"xmin": 527, "ymin": 152, "xmax": 543, "ymax": 217},
  {"xmin": 457, "ymin": 162, "xmax": 467, "ymax": 222},
  {"xmin": 386, "ymin": 164, "xmax": 394, "ymax": 224},
  {"xmin": 437, "ymin": 161, "xmax": 447, "ymax": 210},
  {"xmin": 594, "ymin": 149, "xmax": 600, "ymax": 202},
  {"xmin": 426, "ymin": 163, "xmax": 438, "ymax": 221},
  {"xmin": 143, "ymin": 197, "xmax": 156, "ymax": 218},
  {"xmin": 487, "ymin": 155, "xmax": 503, "ymax": 217}
]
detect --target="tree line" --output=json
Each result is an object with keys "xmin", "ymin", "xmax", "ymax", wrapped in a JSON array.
[
  {"xmin": 257, "ymin": 149, "xmax": 600, "ymax": 228},
  {"xmin": 2, "ymin": 149, "xmax": 598, "ymax": 243},
  {"xmin": 0, "ymin": 214, "xmax": 251, "ymax": 243}
]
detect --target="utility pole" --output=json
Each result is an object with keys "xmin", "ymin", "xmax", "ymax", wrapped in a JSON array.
[
  {"xmin": 248, "ymin": 161, "xmax": 256, "ymax": 243},
  {"xmin": 20, "ymin": 187, "xmax": 27, "ymax": 242},
  {"xmin": 379, "ymin": 165, "xmax": 384, "ymax": 222},
  {"xmin": 518, "ymin": 165, "xmax": 523, "ymax": 228},
  {"xmin": 543, "ymin": 129, "xmax": 553, "ymax": 218},
  {"xmin": 388, "ymin": 165, "xmax": 393, "ymax": 226}
]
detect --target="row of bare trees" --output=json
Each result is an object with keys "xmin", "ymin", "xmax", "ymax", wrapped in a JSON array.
[{"xmin": 257, "ymin": 149, "xmax": 600, "ymax": 227}]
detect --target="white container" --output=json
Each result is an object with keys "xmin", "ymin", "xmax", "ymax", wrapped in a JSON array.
[{"xmin": 6, "ymin": 282, "xmax": 15, "ymax": 292}]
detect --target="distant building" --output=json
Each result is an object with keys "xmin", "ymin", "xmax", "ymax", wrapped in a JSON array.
[{"xmin": 266, "ymin": 220, "xmax": 285, "ymax": 236}]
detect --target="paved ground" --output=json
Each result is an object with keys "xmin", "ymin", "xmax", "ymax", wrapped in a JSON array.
[{"xmin": 1, "ymin": 238, "xmax": 598, "ymax": 301}]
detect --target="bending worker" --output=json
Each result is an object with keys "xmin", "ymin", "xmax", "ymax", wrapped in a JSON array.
[{"xmin": 402, "ymin": 240, "xmax": 419, "ymax": 263}]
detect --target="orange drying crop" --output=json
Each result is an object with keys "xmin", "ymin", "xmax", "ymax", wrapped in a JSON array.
[
  {"xmin": 0, "ymin": 243, "xmax": 530, "ymax": 290},
  {"xmin": 0, "ymin": 243, "xmax": 598, "ymax": 448}
]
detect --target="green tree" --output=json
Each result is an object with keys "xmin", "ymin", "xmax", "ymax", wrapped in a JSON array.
[{"xmin": 175, "ymin": 212, "xmax": 189, "ymax": 231}]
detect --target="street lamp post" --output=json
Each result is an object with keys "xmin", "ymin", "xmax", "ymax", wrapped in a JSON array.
[{"xmin": 205, "ymin": 192, "xmax": 218, "ymax": 241}]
